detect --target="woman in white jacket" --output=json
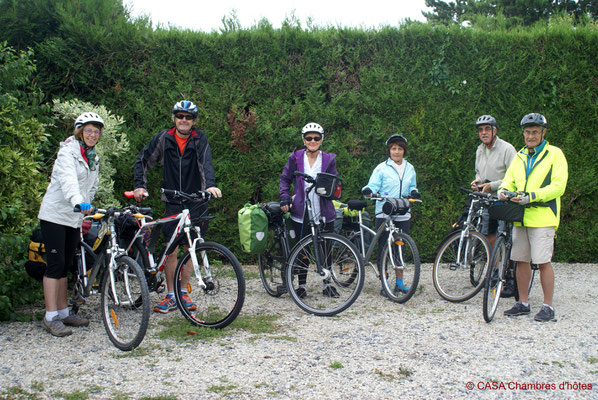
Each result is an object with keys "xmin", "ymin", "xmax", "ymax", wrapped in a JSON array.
[{"xmin": 37, "ymin": 112, "xmax": 103, "ymax": 337}]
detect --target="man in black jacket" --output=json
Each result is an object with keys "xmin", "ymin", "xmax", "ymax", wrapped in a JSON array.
[{"xmin": 133, "ymin": 100, "xmax": 222, "ymax": 313}]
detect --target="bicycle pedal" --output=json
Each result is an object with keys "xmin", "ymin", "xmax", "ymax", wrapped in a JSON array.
[
  {"xmin": 276, "ymin": 285, "xmax": 288, "ymax": 295},
  {"xmin": 69, "ymin": 295, "xmax": 86, "ymax": 306}
]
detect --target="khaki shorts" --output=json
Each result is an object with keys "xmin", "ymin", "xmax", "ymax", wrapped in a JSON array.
[{"xmin": 510, "ymin": 226, "xmax": 555, "ymax": 264}]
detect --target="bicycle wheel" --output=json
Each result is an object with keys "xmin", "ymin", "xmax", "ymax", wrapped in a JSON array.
[
  {"xmin": 174, "ymin": 242, "xmax": 245, "ymax": 329},
  {"xmin": 379, "ymin": 232, "xmax": 420, "ymax": 303},
  {"xmin": 258, "ymin": 234, "xmax": 286, "ymax": 297},
  {"xmin": 101, "ymin": 256, "xmax": 150, "ymax": 351},
  {"xmin": 433, "ymin": 230, "xmax": 490, "ymax": 302},
  {"xmin": 286, "ymin": 232, "xmax": 364, "ymax": 316},
  {"xmin": 483, "ymin": 236, "xmax": 506, "ymax": 322}
]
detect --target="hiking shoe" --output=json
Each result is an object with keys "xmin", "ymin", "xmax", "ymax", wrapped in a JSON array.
[
  {"xmin": 42, "ymin": 316, "xmax": 72, "ymax": 337},
  {"xmin": 393, "ymin": 284, "xmax": 410, "ymax": 294},
  {"xmin": 504, "ymin": 302, "xmax": 530, "ymax": 317},
  {"xmin": 181, "ymin": 293, "xmax": 197, "ymax": 311},
  {"xmin": 380, "ymin": 288, "xmax": 388, "ymax": 297},
  {"xmin": 323, "ymin": 285, "xmax": 340, "ymax": 298},
  {"xmin": 295, "ymin": 287, "xmax": 307, "ymax": 299},
  {"xmin": 62, "ymin": 312, "xmax": 89, "ymax": 327},
  {"xmin": 534, "ymin": 305, "xmax": 556, "ymax": 322},
  {"xmin": 153, "ymin": 296, "xmax": 176, "ymax": 313}
]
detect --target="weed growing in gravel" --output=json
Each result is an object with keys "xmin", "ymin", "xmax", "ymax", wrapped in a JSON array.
[
  {"xmin": 111, "ymin": 392, "xmax": 130, "ymax": 400},
  {"xmin": 114, "ymin": 345, "xmax": 157, "ymax": 358},
  {"xmin": 138, "ymin": 395, "xmax": 177, "ymax": 400},
  {"xmin": 552, "ymin": 361, "xmax": 564, "ymax": 367},
  {"xmin": 53, "ymin": 389, "xmax": 90, "ymax": 400},
  {"xmin": 0, "ymin": 386, "xmax": 41, "ymax": 400},
  {"xmin": 398, "ymin": 366, "xmax": 413, "ymax": 378},
  {"xmin": 374, "ymin": 366, "xmax": 412, "ymax": 381},
  {"xmin": 207, "ymin": 384, "xmax": 237, "ymax": 393},
  {"xmin": 30, "ymin": 381, "xmax": 44, "ymax": 392},
  {"xmin": 329, "ymin": 361, "xmax": 344, "ymax": 369},
  {"xmin": 588, "ymin": 357, "xmax": 598, "ymax": 364},
  {"xmin": 374, "ymin": 369, "xmax": 395, "ymax": 381}
]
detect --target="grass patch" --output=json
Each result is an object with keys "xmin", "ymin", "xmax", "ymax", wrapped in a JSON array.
[
  {"xmin": 552, "ymin": 361, "xmax": 564, "ymax": 367},
  {"xmin": 588, "ymin": 357, "xmax": 598, "ymax": 364},
  {"xmin": 138, "ymin": 396, "xmax": 178, "ymax": 400},
  {"xmin": 374, "ymin": 366, "xmax": 413, "ymax": 381},
  {"xmin": 329, "ymin": 361, "xmax": 343, "ymax": 369},
  {"xmin": 0, "ymin": 386, "xmax": 41, "ymax": 400},
  {"xmin": 206, "ymin": 384, "xmax": 237, "ymax": 393},
  {"xmin": 114, "ymin": 345, "xmax": 157, "ymax": 358},
  {"xmin": 53, "ymin": 390, "xmax": 89, "ymax": 400}
]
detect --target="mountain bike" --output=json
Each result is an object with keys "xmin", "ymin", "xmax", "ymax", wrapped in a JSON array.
[
  {"xmin": 262, "ymin": 172, "xmax": 364, "ymax": 316},
  {"xmin": 433, "ymin": 188, "xmax": 493, "ymax": 302},
  {"xmin": 71, "ymin": 206, "xmax": 150, "ymax": 351},
  {"xmin": 483, "ymin": 192, "xmax": 538, "ymax": 322},
  {"xmin": 343, "ymin": 195, "xmax": 421, "ymax": 303},
  {"xmin": 120, "ymin": 189, "xmax": 245, "ymax": 329}
]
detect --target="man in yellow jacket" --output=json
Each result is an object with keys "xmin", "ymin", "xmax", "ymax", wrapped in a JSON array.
[{"xmin": 499, "ymin": 113, "xmax": 568, "ymax": 322}]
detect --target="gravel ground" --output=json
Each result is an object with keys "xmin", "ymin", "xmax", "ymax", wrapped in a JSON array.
[{"xmin": 1, "ymin": 262, "xmax": 597, "ymax": 400}]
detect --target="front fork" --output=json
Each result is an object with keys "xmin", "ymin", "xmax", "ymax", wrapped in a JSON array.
[
  {"xmin": 386, "ymin": 226, "xmax": 405, "ymax": 271},
  {"xmin": 185, "ymin": 226, "xmax": 207, "ymax": 290}
]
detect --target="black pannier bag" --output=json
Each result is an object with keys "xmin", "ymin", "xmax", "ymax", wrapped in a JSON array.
[
  {"xmin": 382, "ymin": 198, "xmax": 410, "ymax": 216},
  {"xmin": 314, "ymin": 172, "xmax": 342, "ymax": 201}
]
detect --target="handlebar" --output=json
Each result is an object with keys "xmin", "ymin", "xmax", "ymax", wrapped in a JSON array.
[
  {"xmin": 161, "ymin": 188, "xmax": 212, "ymax": 203},
  {"xmin": 293, "ymin": 171, "xmax": 315, "ymax": 184},
  {"xmin": 458, "ymin": 187, "xmax": 496, "ymax": 200}
]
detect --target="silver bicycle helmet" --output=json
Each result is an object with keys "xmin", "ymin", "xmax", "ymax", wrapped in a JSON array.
[
  {"xmin": 172, "ymin": 100, "xmax": 199, "ymax": 118},
  {"xmin": 520, "ymin": 113, "xmax": 547, "ymax": 128},
  {"xmin": 301, "ymin": 122, "xmax": 324, "ymax": 137},
  {"xmin": 74, "ymin": 112, "xmax": 104, "ymax": 129},
  {"xmin": 385, "ymin": 134, "xmax": 407, "ymax": 147},
  {"xmin": 475, "ymin": 115, "xmax": 497, "ymax": 127}
]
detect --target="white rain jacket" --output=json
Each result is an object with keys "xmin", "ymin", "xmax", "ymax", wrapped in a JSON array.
[{"xmin": 38, "ymin": 136, "xmax": 99, "ymax": 228}]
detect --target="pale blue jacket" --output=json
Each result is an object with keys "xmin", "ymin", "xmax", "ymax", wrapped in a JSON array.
[{"xmin": 363, "ymin": 158, "xmax": 417, "ymax": 217}]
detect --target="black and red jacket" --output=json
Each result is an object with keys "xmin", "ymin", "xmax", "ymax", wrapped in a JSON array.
[{"xmin": 134, "ymin": 127, "xmax": 216, "ymax": 203}]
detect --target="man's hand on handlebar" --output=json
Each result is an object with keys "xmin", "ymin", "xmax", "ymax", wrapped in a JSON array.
[{"xmin": 133, "ymin": 188, "xmax": 149, "ymax": 202}]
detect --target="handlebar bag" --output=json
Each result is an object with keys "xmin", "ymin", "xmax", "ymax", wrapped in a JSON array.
[
  {"xmin": 315, "ymin": 173, "xmax": 342, "ymax": 200},
  {"xmin": 488, "ymin": 202, "xmax": 524, "ymax": 223}
]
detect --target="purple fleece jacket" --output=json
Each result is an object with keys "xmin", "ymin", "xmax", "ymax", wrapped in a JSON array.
[{"xmin": 279, "ymin": 149, "xmax": 337, "ymax": 223}]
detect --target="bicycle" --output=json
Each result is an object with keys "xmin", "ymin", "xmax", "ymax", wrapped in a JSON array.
[
  {"xmin": 71, "ymin": 206, "xmax": 150, "ymax": 351},
  {"xmin": 343, "ymin": 194, "xmax": 421, "ymax": 303},
  {"xmin": 261, "ymin": 171, "xmax": 364, "ymax": 316},
  {"xmin": 433, "ymin": 187, "xmax": 493, "ymax": 302},
  {"xmin": 483, "ymin": 192, "xmax": 538, "ymax": 322},
  {"xmin": 120, "ymin": 188, "xmax": 245, "ymax": 329},
  {"xmin": 258, "ymin": 202, "xmax": 292, "ymax": 297}
]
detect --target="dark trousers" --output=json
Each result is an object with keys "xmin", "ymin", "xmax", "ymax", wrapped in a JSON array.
[{"xmin": 40, "ymin": 220, "xmax": 80, "ymax": 279}]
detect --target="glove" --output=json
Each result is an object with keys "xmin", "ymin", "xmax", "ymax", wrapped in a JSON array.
[
  {"xmin": 280, "ymin": 200, "xmax": 291, "ymax": 208},
  {"xmin": 78, "ymin": 202, "xmax": 93, "ymax": 211},
  {"xmin": 410, "ymin": 190, "xmax": 421, "ymax": 199},
  {"xmin": 362, "ymin": 187, "xmax": 373, "ymax": 196},
  {"xmin": 517, "ymin": 194, "xmax": 530, "ymax": 205}
]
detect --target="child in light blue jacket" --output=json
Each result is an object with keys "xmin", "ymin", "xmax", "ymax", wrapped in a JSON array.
[{"xmin": 362, "ymin": 134, "xmax": 419, "ymax": 297}]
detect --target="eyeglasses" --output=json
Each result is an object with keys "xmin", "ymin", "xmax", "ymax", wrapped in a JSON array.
[
  {"xmin": 83, "ymin": 128, "xmax": 101, "ymax": 136},
  {"xmin": 174, "ymin": 114, "xmax": 195, "ymax": 121},
  {"xmin": 304, "ymin": 136, "xmax": 322, "ymax": 142}
]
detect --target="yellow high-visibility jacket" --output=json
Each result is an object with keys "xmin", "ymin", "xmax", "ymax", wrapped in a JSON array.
[{"xmin": 499, "ymin": 141, "xmax": 568, "ymax": 229}]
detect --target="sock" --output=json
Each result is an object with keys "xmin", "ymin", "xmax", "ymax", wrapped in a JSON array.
[
  {"xmin": 167, "ymin": 291, "xmax": 175, "ymax": 299},
  {"xmin": 521, "ymin": 302, "xmax": 529, "ymax": 307},
  {"xmin": 57, "ymin": 308, "xmax": 69, "ymax": 319},
  {"xmin": 542, "ymin": 304, "xmax": 554, "ymax": 311},
  {"xmin": 45, "ymin": 310, "xmax": 58, "ymax": 322},
  {"xmin": 181, "ymin": 289, "xmax": 188, "ymax": 295},
  {"xmin": 396, "ymin": 278, "xmax": 404, "ymax": 288}
]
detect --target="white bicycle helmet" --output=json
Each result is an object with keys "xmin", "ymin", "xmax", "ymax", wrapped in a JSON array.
[
  {"xmin": 301, "ymin": 122, "xmax": 324, "ymax": 137},
  {"xmin": 172, "ymin": 100, "xmax": 199, "ymax": 118},
  {"xmin": 74, "ymin": 112, "xmax": 104, "ymax": 129}
]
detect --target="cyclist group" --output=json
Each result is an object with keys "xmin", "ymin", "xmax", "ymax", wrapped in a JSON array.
[{"xmin": 37, "ymin": 98, "xmax": 567, "ymax": 337}]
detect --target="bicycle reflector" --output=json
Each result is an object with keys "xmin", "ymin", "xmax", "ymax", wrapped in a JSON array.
[{"xmin": 382, "ymin": 198, "xmax": 410, "ymax": 216}]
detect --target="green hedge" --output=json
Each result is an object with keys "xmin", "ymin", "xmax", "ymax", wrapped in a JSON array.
[{"xmin": 2, "ymin": 1, "xmax": 597, "ymax": 262}]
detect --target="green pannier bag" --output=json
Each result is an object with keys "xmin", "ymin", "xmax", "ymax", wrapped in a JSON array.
[{"xmin": 238, "ymin": 203, "xmax": 269, "ymax": 254}]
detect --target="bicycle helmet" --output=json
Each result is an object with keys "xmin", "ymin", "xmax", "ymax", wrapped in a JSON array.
[
  {"xmin": 520, "ymin": 113, "xmax": 547, "ymax": 128},
  {"xmin": 385, "ymin": 134, "xmax": 407, "ymax": 147},
  {"xmin": 301, "ymin": 122, "xmax": 324, "ymax": 137},
  {"xmin": 475, "ymin": 115, "xmax": 497, "ymax": 128},
  {"xmin": 74, "ymin": 112, "xmax": 104, "ymax": 129},
  {"xmin": 172, "ymin": 100, "xmax": 198, "ymax": 118}
]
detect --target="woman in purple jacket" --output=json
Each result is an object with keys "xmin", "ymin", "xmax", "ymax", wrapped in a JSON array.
[{"xmin": 279, "ymin": 122, "xmax": 339, "ymax": 298}]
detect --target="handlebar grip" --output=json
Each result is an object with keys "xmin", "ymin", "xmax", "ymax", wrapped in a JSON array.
[{"xmin": 73, "ymin": 205, "xmax": 81, "ymax": 212}]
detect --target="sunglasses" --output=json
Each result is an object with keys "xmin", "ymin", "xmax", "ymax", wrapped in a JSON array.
[
  {"xmin": 304, "ymin": 136, "xmax": 322, "ymax": 142},
  {"xmin": 174, "ymin": 114, "xmax": 195, "ymax": 121}
]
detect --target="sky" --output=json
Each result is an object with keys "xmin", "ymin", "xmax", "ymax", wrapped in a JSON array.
[{"xmin": 124, "ymin": 0, "xmax": 431, "ymax": 32}]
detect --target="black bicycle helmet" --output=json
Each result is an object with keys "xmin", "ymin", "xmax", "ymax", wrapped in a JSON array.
[
  {"xmin": 386, "ymin": 134, "xmax": 407, "ymax": 147},
  {"xmin": 172, "ymin": 100, "xmax": 198, "ymax": 118},
  {"xmin": 520, "ymin": 113, "xmax": 547, "ymax": 128},
  {"xmin": 475, "ymin": 115, "xmax": 497, "ymax": 128}
]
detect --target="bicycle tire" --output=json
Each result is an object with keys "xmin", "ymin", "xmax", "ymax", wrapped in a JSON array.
[
  {"xmin": 101, "ymin": 255, "xmax": 150, "ymax": 351},
  {"xmin": 379, "ymin": 232, "xmax": 421, "ymax": 303},
  {"xmin": 433, "ymin": 230, "xmax": 491, "ymax": 302},
  {"xmin": 174, "ymin": 241, "xmax": 245, "ymax": 329},
  {"xmin": 286, "ymin": 232, "xmax": 364, "ymax": 316},
  {"xmin": 483, "ymin": 236, "xmax": 507, "ymax": 322},
  {"xmin": 258, "ymin": 234, "xmax": 286, "ymax": 297}
]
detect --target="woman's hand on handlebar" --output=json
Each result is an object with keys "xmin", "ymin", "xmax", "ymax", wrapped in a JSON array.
[
  {"xmin": 133, "ymin": 188, "xmax": 149, "ymax": 202},
  {"xmin": 206, "ymin": 186, "xmax": 222, "ymax": 199},
  {"xmin": 280, "ymin": 200, "xmax": 292, "ymax": 213}
]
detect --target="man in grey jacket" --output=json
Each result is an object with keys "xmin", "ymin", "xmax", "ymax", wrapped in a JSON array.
[{"xmin": 470, "ymin": 115, "xmax": 516, "ymax": 247}]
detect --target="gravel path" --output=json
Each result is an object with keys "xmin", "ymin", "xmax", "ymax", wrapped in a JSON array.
[{"xmin": 1, "ymin": 263, "xmax": 597, "ymax": 399}]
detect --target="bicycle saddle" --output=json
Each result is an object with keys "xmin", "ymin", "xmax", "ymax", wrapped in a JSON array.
[
  {"xmin": 264, "ymin": 202, "xmax": 283, "ymax": 216},
  {"xmin": 347, "ymin": 200, "xmax": 367, "ymax": 211}
]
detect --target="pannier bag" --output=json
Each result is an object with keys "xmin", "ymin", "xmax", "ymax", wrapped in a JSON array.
[
  {"xmin": 314, "ymin": 172, "xmax": 342, "ymax": 200},
  {"xmin": 83, "ymin": 219, "xmax": 106, "ymax": 251},
  {"xmin": 238, "ymin": 203, "xmax": 269, "ymax": 254},
  {"xmin": 382, "ymin": 198, "xmax": 410, "ymax": 216},
  {"xmin": 488, "ymin": 202, "xmax": 524, "ymax": 223},
  {"xmin": 24, "ymin": 228, "xmax": 46, "ymax": 281}
]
